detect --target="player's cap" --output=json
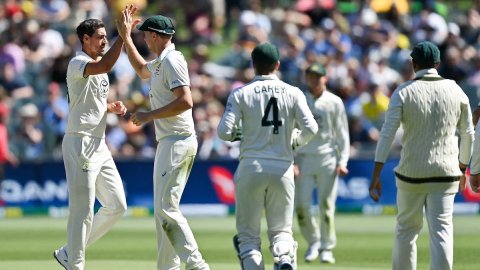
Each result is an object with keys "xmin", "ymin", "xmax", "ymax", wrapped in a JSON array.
[
  {"xmin": 305, "ymin": 63, "xmax": 326, "ymax": 76},
  {"xmin": 410, "ymin": 41, "xmax": 440, "ymax": 66},
  {"xmin": 136, "ymin": 15, "xmax": 175, "ymax": 35},
  {"xmin": 251, "ymin": 42, "xmax": 280, "ymax": 65}
]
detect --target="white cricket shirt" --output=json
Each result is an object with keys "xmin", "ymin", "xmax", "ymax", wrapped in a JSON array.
[
  {"xmin": 217, "ymin": 74, "xmax": 318, "ymax": 164},
  {"xmin": 65, "ymin": 51, "xmax": 109, "ymax": 138},
  {"xmin": 296, "ymin": 90, "xmax": 350, "ymax": 167},
  {"xmin": 146, "ymin": 43, "xmax": 195, "ymax": 141}
]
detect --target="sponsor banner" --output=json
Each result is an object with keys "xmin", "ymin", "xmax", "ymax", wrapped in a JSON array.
[{"xmin": 0, "ymin": 159, "xmax": 478, "ymax": 215}]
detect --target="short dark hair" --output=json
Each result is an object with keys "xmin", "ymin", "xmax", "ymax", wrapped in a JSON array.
[
  {"xmin": 254, "ymin": 62, "xmax": 277, "ymax": 75},
  {"xmin": 76, "ymin": 19, "xmax": 105, "ymax": 44}
]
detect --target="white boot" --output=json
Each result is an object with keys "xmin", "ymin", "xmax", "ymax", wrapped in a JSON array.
[
  {"xmin": 320, "ymin": 250, "xmax": 335, "ymax": 264},
  {"xmin": 304, "ymin": 242, "xmax": 320, "ymax": 262}
]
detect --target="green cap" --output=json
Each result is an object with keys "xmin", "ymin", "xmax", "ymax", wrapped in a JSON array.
[
  {"xmin": 136, "ymin": 15, "xmax": 175, "ymax": 35},
  {"xmin": 251, "ymin": 43, "xmax": 280, "ymax": 65},
  {"xmin": 410, "ymin": 41, "xmax": 440, "ymax": 66},
  {"xmin": 305, "ymin": 63, "xmax": 326, "ymax": 76}
]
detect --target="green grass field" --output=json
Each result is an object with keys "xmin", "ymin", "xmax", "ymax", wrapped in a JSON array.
[{"xmin": 1, "ymin": 214, "xmax": 479, "ymax": 270}]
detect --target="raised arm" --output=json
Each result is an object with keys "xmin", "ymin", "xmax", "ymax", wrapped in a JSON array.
[
  {"xmin": 84, "ymin": 37, "xmax": 124, "ymax": 76},
  {"xmin": 116, "ymin": 5, "xmax": 151, "ymax": 79}
]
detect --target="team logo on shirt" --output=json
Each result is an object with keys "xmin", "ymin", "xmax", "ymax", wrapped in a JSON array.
[
  {"xmin": 171, "ymin": 79, "xmax": 181, "ymax": 87},
  {"xmin": 99, "ymin": 79, "xmax": 108, "ymax": 98}
]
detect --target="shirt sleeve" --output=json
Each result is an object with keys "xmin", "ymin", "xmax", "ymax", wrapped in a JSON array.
[
  {"xmin": 374, "ymin": 88, "xmax": 402, "ymax": 163},
  {"xmin": 293, "ymin": 89, "xmax": 318, "ymax": 148},
  {"xmin": 69, "ymin": 56, "xmax": 89, "ymax": 80},
  {"xmin": 335, "ymin": 99, "xmax": 350, "ymax": 167},
  {"xmin": 165, "ymin": 52, "xmax": 190, "ymax": 90},
  {"xmin": 470, "ymin": 122, "xmax": 480, "ymax": 174},
  {"xmin": 457, "ymin": 87, "xmax": 475, "ymax": 168},
  {"xmin": 217, "ymin": 91, "xmax": 241, "ymax": 141},
  {"xmin": 146, "ymin": 59, "xmax": 156, "ymax": 73}
]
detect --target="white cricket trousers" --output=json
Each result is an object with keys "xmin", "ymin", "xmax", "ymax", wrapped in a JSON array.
[
  {"xmin": 62, "ymin": 135, "xmax": 127, "ymax": 270},
  {"xmin": 393, "ymin": 187, "xmax": 455, "ymax": 270},
  {"xmin": 234, "ymin": 159, "xmax": 297, "ymax": 269},
  {"xmin": 294, "ymin": 153, "xmax": 338, "ymax": 251},
  {"xmin": 154, "ymin": 135, "xmax": 209, "ymax": 270}
]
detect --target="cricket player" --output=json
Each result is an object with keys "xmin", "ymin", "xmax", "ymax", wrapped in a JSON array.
[
  {"xmin": 369, "ymin": 41, "xmax": 474, "ymax": 270},
  {"xmin": 116, "ymin": 9, "xmax": 210, "ymax": 270},
  {"xmin": 217, "ymin": 42, "xmax": 318, "ymax": 270},
  {"xmin": 294, "ymin": 63, "xmax": 349, "ymax": 264},
  {"xmin": 470, "ymin": 122, "xmax": 480, "ymax": 192},
  {"xmin": 53, "ymin": 7, "xmax": 137, "ymax": 270}
]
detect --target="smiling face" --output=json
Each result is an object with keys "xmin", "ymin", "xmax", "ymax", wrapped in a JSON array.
[{"xmin": 82, "ymin": 27, "xmax": 107, "ymax": 58}]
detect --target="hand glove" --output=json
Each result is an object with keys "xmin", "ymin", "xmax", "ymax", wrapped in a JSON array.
[
  {"xmin": 291, "ymin": 128, "xmax": 300, "ymax": 150},
  {"xmin": 233, "ymin": 125, "xmax": 242, "ymax": 141}
]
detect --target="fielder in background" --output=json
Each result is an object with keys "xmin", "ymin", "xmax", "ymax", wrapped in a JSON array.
[
  {"xmin": 294, "ymin": 63, "xmax": 349, "ymax": 264},
  {"xmin": 470, "ymin": 122, "xmax": 480, "ymax": 192},
  {"xmin": 369, "ymin": 41, "xmax": 474, "ymax": 270},
  {"xmin": 116, "ymin": 8, "xmax": 210, "ymax": 270},
  {"xmin": 54, "ymin": 6, "xmax": 137, "ymax": 270},
  {"xmin": 218, "ymin": 42, "xmax": 318, "ymax": 270}
]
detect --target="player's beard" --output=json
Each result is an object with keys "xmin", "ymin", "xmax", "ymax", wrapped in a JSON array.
[
  {"xmin": 98, "ymin": 49, "xmax": 105, "ymax": 57},
  {"xmin": 97, "ymin": 45, "xmax": 106, "ymax": 57}
]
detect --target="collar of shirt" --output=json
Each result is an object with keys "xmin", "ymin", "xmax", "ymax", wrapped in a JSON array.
[
  {"xmin": 252, "ymin": 74, "xmax": 279, "ymax": 82},
  {"xmin": 414, "ymin": 68, "xmax": 440, "ymax": 79},
  {"xmin": 77, "ymin": 51, "xmax": 93, "ymax": 60},
  {"xmin": 159, "ymin": 43, "xmax": 176, "ymax": 62}
]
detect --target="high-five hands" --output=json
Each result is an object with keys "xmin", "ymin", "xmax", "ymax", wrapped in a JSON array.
[{"xmin": 117, "ymin": 5, "xmax": 141, "ymax": 40}]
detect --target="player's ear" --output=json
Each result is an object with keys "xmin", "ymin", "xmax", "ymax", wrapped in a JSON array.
[
  {"xmin": 82, "ymin": 33, "xmax": 89, "ymax": 44},
  {"xmin": 274, "ymin": 60, "xmax": 280, "ymax": 70}
]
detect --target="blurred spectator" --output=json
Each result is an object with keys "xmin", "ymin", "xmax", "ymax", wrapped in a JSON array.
[
  {"xmin": 368, "ymin": 58, "xmax": 402, "ymax": 90},
  {"xmin": 181, "ymin": 0, "xmax": 217, "ymax": 44},
  {"xmin": 105, "ymin": 113, "xmax": 127, "ymax": 156},
  {"xmin": 0, "ymin": 34, "xmax": 25, "ymax": 74},
  {"xmin": 348, "ymin": 116, "xmax": 379, "ymax": 158},
  {"xmin": 0, "ymin": 61, "xmax": 33, "ymax": 100},
  {"xmin": 438, "ymin": 46, "xmax": 469, "ymax": 82},
  {"xmin": 0, "ymin": 1, "xmax": 476, "ymax": 162},
  {"xmin": 362, "ymin": 83, "xmax": 390, "ymax": 128},
  {"xmin": 36, "ymin": 0, "xmax": 71, "ymax": 24},
  {"xmin": 11, "ymin": 103, "xmax": 44, "ymax": 160},
  {"xmin": 0, "ymin": 90, "xmax": 17, "ymax": 176},
  {"xmin": 239, "ymin": 0, "xmax": 271, "ymax": 43},
  {"xmin": 41, "ymin": 82, "xmax": 68, "ymax": 158},
  {"xmin": 412, "ymin": 9, "xmax": 448, "ymax": 45}
]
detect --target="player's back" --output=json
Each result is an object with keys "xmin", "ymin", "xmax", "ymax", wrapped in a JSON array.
[{"xmin": 235, "ymin": 76, "xmax": 306, "ymax": 163}]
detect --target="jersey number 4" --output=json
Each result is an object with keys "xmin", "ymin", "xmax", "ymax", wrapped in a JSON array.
[{"xmin": 261, "ymin": 97, "xmax": 282, "ymax": 134}]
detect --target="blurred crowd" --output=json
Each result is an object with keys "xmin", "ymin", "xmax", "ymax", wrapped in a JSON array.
[{"xmin": 0, "ymin": 0, "xmax": 479, "ymax": 162}]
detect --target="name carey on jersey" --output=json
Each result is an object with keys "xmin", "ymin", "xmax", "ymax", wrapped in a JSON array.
[{"xmin": 254, "ymin": 85, "xmax": 286, "ymax": 94}]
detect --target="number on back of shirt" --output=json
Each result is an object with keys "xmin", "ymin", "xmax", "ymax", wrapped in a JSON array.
[{"xmin": 262, "ymin": 97, "xmax": 282, "ymax": 134}]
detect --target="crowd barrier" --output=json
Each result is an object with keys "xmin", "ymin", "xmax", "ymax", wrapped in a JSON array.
[{"xmin": 0, "ymin": 159, "xmax": 478, "ymax": 217}]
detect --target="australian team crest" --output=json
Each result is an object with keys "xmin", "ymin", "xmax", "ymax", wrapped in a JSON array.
[{"xmin": 99, "ymin": 79, "xmax": 108, "ymax": 98}]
